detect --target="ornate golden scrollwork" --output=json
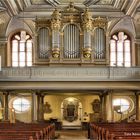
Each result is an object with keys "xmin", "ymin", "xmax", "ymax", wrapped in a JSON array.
[
  {"xmin": 62, "ymin": 2, "xmax": 81, "ymax": 23},
  {"xmin": 66, "ymin": 2, "xmax": 77, "ymax": 12},
  {"xmin": 83, "ymin": 48, "xmax": 92, "ymax": 58},
  {"xmin": 93, "ymin": 16, "xmax": 107, "ymax": 28},
  {"xmin": 52, "ymin": 47, "xmax": 60, "ymax": 58},
  {"xmin": 51, "ymin": 8, "xmax": 61, "ymax": 30},
  {"xmin": 82, "ymin": 8, "xmax": 93, "ymax": 31}
]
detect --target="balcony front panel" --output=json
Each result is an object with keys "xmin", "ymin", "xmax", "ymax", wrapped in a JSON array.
[{"xmin": 0, "ymin": 67, "xmax": 140, "ymax": 81}]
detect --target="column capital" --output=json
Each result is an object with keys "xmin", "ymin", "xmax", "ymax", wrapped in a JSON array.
[
  {"xmin": 41, "ymin": 93, "xmax": 45, "ymax": 97},
  {"xmin": 35, "ymin": 90, "xmax": 42, "ymax": 96},
  {"xmin": 102, "ymin": 89, "xmax": 113, "ymax": 96},
  {"xmin": 133, "ymin": 90, "xmax": 140, "ymax": 95},
  {"xmin": 134, "ymin": 39, "xmax": 140, "ymax": 44},
  {"xmin": 29, "ymin": 89, "xmax": 38, "ymax": 94},
  {"xmin": 135, "ymin": 93, "xmax": 140, "ymax": 96},
  {"xmin": 99, "ymin": 93, "xmax": 103, "ymax": 97},
  {"xmin": 2, "ymin": 90, "xmax": 10, "ymax": 96},
  {"xmin": 36, "ymin": 93, "xmax": 45, "ymax": 97}
]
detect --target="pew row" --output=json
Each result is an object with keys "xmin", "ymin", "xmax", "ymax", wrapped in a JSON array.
[
  {"xmin": 90, "ymin": 122, "xmax": 140, "ymax": 140},
  {"xmin": 0, "ymin": 122, "xmax": 55, "ymax": 140}
]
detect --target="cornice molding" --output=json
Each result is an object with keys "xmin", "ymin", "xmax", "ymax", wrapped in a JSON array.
[
  {"xmin": 0, "ymin": 81, "xmax": 139, "ymax": 90},
  {"xmin": 0, "ymin": 37, "xmax": 7, "ymax": 42},
  {"xmin": 134, "ymin": 39, "xmax": 140, "ymax": 44}
]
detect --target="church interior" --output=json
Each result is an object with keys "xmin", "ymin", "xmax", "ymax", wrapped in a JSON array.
[{"xmin": 0, "ymin": 0, "xmax": 140, "ymax": 139}]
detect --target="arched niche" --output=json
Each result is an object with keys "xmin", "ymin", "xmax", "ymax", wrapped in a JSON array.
[{"xmin": 61, "ymin": 97, "xmax": 82, "ymax": 124}]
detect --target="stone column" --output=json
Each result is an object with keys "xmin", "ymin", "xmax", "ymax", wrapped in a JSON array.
[
  {"xmin": 40, "ymin": 94, "xmax": 45, "ymax": 121},
  {"xmin": 104, "ymin": 93, "xmax": 107, "ymax": 121},
  {"xmin": 82, "ymin": 8, "xmax": 92, "ymax": 58},
  {"xmin": 135, "ymin": 92, "xmax": 140, "ymax": 121},
  {"xmin": 135, "ymin": 43, "xmax": 140, "ymax": 66},
  {"xmin": 37, "ymin": 93, "xmax": 40, "ymax": 121},
  {"xmin": 99, "ymin": 94, "xmax": 104, "ymax": 121},
  {"xmin": 104, "ymin": 91, "xmax": 113, "ymax": 122},
  {"xmin": 106, "ymin": 34, "xmax": 110, "ymax": 65},
  {"xmin": 3, "ymin": 91, "xmax": 9, "ymax": 121},
  {"xmin": 31, "ymin": 92, "xmax": 37, "ymax": 122},
  {"xmin": 37, "ymin": 93, "xmax": 44, "ymax": 122},
  {"xmin": 0, "ymin": 42, "xmax": 7, "ymax": 67},
  {"xmin": 51, "ymin": 9, "xmax": 61, "ymax": 58}
]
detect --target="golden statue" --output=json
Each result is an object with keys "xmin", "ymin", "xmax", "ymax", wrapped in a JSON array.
[
  {"xmin": 82, "ymin": 8, "xmax": 93, "ymax": 31},
  {"xmin": 51, "ymin": 8, "xmax": 61, "ymax": 31}
]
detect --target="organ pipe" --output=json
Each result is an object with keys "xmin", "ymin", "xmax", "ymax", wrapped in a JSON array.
[
  {"xmin": 94, "ymin": 28, "xmax": 105, "ymax": 59},
  {"xmin": 63, "ymin": 24, "xmax": 80, "ymax": 59},
  {"xmin": 38, "ymin": 28, "xmax": 50, "ymax": 59}
]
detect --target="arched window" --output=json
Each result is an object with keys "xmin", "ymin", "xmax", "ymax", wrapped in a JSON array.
[
  {"xmin": 11, "ymin": 31, "xmax": 32, "ymax": 67},
  {"xmin": 12, "ymin": 97, "xmax": 30, "ymax": 113},
  {"xmin": 110, "ymin": 32, "xmax": 131, "ymax": 67}
]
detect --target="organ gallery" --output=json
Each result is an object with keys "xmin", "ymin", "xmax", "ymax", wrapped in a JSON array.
[{"xmin": 0, "ymin": 0, "xmax": 140, "ymax": 139}]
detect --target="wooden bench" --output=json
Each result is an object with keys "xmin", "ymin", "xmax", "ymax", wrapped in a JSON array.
[
  {"xmin": 90, "ymin": 122, "xmax": 140, "ymax": 140},
  {"xmin": 0, "ymin": 122, "xmax": 55, "ymax": 140}
]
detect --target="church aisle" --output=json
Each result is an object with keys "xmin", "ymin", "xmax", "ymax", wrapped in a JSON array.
[{"xmin": 55, "ymin": 130, "xmax": 89, "ymax": 140}]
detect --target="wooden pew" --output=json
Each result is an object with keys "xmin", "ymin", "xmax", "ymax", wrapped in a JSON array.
[
  {"xmin": 0, "ymin": 122, "xmax": 55, "ymax": 140},
  {"xmin": 90, "ymin": 122, "xmax": 140, "ymax": 140}
]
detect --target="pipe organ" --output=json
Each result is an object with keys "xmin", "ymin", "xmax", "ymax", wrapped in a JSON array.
[
  {"xmin": 35, "ymin": 2, "xmax": 107, "ymax": 65},
  {"xmin": 38, "ymin": 28, "xmax": 50, "ymax": 59},
  {"xmin": 82, "ymin": 8, "xmax": 93, "ymax": 58},
  {"xmin": 94, "ymin": 28, "xmax": 105, "ymax": 59},
  {"xmin": 63, "ymin": 24, "xmax": 80, "ymax": 59}
]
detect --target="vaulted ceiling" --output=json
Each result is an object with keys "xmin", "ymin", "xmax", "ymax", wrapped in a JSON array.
[
  {"xmin": 0, "ymin": 0, "xmax": 139, "ymax": 17},
  {"xmin": 0, "ymin": 0, "xmax": 140, "ymax": 38}
]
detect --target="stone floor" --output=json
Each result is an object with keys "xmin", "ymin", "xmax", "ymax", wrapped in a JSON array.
[{"xmin": 55, "ymin": 130, "xmax": 89, "ymax": 140}]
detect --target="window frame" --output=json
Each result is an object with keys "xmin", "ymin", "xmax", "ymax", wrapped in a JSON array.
[
  {"xmin": 11, "ymin": 97, "xmax": 31, "ymax": 113},
  {"xmin": 110, "ymin": 32, "xmax": 131, "ymax": 67},
  {"xmin": 113, "ymin": 97, "xmax": 134, "ymax": 114},
  {"xmin": 11, "ymin": 31, "xmax": 32, "ymax": 67}
]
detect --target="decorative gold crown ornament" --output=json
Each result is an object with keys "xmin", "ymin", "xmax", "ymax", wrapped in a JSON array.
[
  {"xmin": 83, "ymin": 48, "xmax": 92, "ymax": 58},
  {"xmin": 93, "ymin": 16, "xmax": 107, "ymax": 28},
  {"xmin": 82, "ymin": 8, "xmax": 93, "ymax": 31},
  {"xmin": 51, "ymin": 9, "xmax": 61, "ymax": 30},
  {"xmin": 52, "ymin": 47, "xmax": 60, "ymax": 58}
]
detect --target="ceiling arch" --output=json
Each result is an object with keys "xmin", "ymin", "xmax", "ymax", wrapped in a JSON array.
[{"xmin": 0, "ymin": 0, "xmax": 139, "ymax": 40}]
